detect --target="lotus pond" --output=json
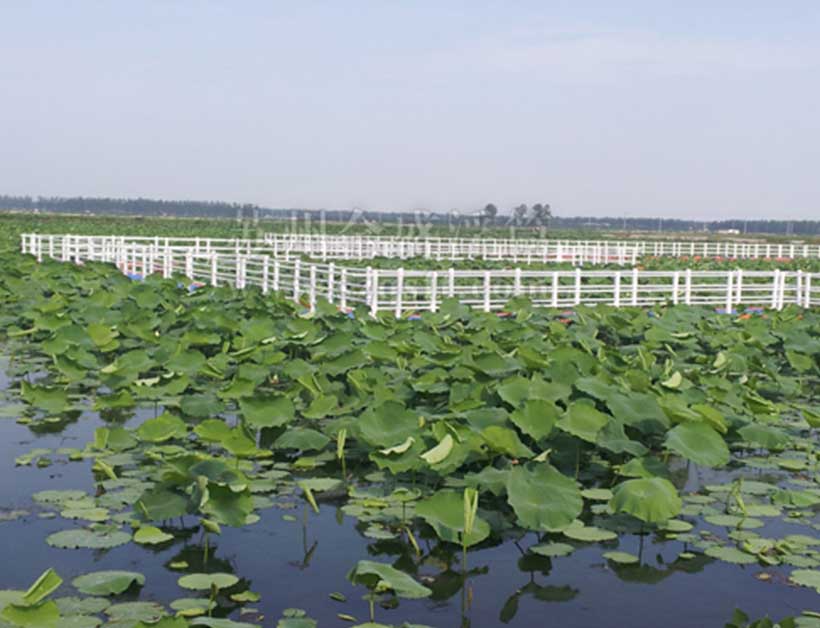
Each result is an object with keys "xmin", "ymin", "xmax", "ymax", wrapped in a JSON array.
[{"xmin": 0, "ymin": 251, "xmax": 818, "ymax": 628}]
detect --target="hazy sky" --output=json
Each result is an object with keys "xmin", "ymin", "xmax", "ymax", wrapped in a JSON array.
[{"xmin": 1, "ymin": 2, "xmax": 818, "ymax": 220}]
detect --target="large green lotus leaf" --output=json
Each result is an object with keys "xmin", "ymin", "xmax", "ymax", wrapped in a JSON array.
[
  {"xmin": 180, "ymin": 393, "xmax": 224, "ymax": 418},
  {"xmin": 609, "ymin": 477, "xmax": 682, "ymax": 523},
  {"xmin": 737, "ymin": 424, "xmax": 790, "ymax": 450},
  {"xmin": 46, "ymin": 528, "xmax": 131, "ymax": 550},
  {"xmin": 801, "ymin": 406, "xmax": 820, "ymax": 428},
  {"xmin": 96, "ymin": 427, "xmax": 138, "ymax": 452},
  {"xmin": 239, "ymin": 394, "xmax": 295, "ymax": 429},
  {"xmin": 136, "ymin": 413, "xmax": 187, "ymax": 443},
  {"xmin": 318, "ymin": 349, "xmax": 368, "ymax": 376},
  {"xmin": 463, "ymin": 467, "xmax": 510, "ymax": 496},
  {"xmin": 87, "ymin": 323, "xmax": 117, "ymax": 348},
  {"xmin": 617, "ymin": 456, "xmax": 671, "ymax": 479},
  {"xmin": 20, "ymin": 381, "xmax": 70, "ymax": 413},
  {"xmin": 273, "ymin": 428, "xmax": 330, "ymax": 452},
  {"xmin": 72, "ymin": 571, "xmax": 145, "ymax": 596},
  {"xmin": 497, "ymin": 376, "xmax": 531, "ymax": 407},
  {"xmin": 415, "ymin": 490, "xmax": 490, "ymax": 547},
  {"xmin": 302, "ymin": 395, "xmax": 339, "ymax": 419},
  {"xmin": 347, "ymin": 560, "xmax": 431, "ymax": 599},
  {"xmin": 54, "ymin": 597, "xmax": 110, "ymax": 615},
  {"xmin": 470, "ymin": 352, "xmax": 520, "ymax": 377},
  {"xmin": 530, "ymin": 542, "xmax": 574, "ymax": 558},
  {"xmin": 562, "ymin": 525, "xmax": 617, "ymax": 542},
  {"xmin": 105, "ymin": 601, "xmax": 165, "ymax": 623},
  {"xmin": 32, "ymin": 490, "xmax": 87, "ymax": 505},
  {"xmin": 201, "ymin": 485, "xmax": 253, "ymax": 527},
  {"xmin": 166, "ymin": 350, "xmax": 206, "ymax": 375},
  {"xmin": 136, "ymin": 488, "xmax": 189, "ymax": 521},
  {"xmin": 219, "ymin": 429, "xmax": 260, "ymax": 457},
  {"xmin": 789, "ymin": 569, "xmax": 820, "ymax": 593},
  {"xmin": 356, "ymin": 401, "xmax": 420, "ymax": 448},
  {"xmin": 188, "ymin": 459, "xmax": 248, "ymax": 487},
  {"xmin": 664, "ymin": 422, "xmax": 730, "ymax": 467},
  {"xmin": 529, "ymin": 376, "xmax": 572, "ymax": 404},
  {"xmin": 22, "ymin": 569, "xmax": 62, "ymax": 606},
  {"xmin": 178, "ymin": 573, "xmax": 239, "ymax": 591},
  {"xmin": 510, "ymin": 399, "xmax": 558, "ymax": 441},
  {"xmin": 1, "ymin": 600, "xmax": 60, "ymax": 627},
  {"xmin": 596, "ymin": 420, "xmax": 648, "ymax": 457},
  {"xmin": 218, "ymin": 377, "xmax": 257, "ymax": 401},
  {"xmin": 133, "ymin": 525, "xmax": 174, "ymax": 545},
  {"xmin": 481, "ymin": 426, "xmax": 534, "ymax": 459},
  {"xmin": 557, "ymin": 403, "xmax": 609, "ymax": 443},
  {"xmin": 606, "ymin": 392, "xmax": 669, "ymax": 433},
  {"xmin": 506, "ymin": 465, "xmax": 582, "ymax": 532},
  {"xmin": 574, "ymin": 376, "xmax": 616, "ymax": 401},
  {"xmin": 193, "ymin": 419, "xmax": 232, "ymax": 443},
  {"xmin": 704, "ymin": 546, "xmax": 758, "ymax": 565}
]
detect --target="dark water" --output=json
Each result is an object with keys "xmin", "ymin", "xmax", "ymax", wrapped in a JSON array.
[{"xmin": 0, "ymin": 358, "xmax": 817, "ymax": 627}]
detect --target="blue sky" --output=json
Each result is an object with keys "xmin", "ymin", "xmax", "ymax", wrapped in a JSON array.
[{"xmin": 1, "ymin": 1, "xmax": 818, "ymax": 219}]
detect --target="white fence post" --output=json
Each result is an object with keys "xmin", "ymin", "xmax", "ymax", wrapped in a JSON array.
[
  {"xmin": 613, "ymin": 271, "xmax": 621, "ymax": 306},
  {"xmin": 211, "ymin": 254, "xmax": 218, "ymax": 286},
  {"xmin": 672, "ymin": 271, "xmax": 680, "ymax": 305},
  {"xmin": 771, "ymin": 270, "xmax": 780, "ymax": 309},
  {"xmin": 309, "ymin": 264, "xmax": 317, "ymax": 312},
  {"xmin": 395, "ymin": 268, "xmax": 405, "ymax": 317},
  {"xmin": 370, "ymin": 268, "xmax": 380, "ymax": 316},
  {"xmin": 430, "ymin": 271, "xmax": 438, "ymax": 312},
  {"xmin": 631, "ymin": 268, "xmax": 639, "ymax": 306},
  {"xmin": 293, "ymin": 259, "xmax": 301, "ymax": 302},
  {"xmin": 340, "ymin": 268, "xmax": 348, "ymax": 310},
  {"xmin": 735, "ymin": 269, "xmax": 743, "ymax": 306},
  {"xmin": 327, "ymin": 262, "xmax": 335, "ymax": 302},
  {"xmin": 262, "ymin": 256, "xmax": 269, "ymax": 294},
  {"xmin": 725, "ymin": 271, "xmax": 734, "ymax": 313},
  {"xmin": 574, "ymin": 268, "xmax": 582, "ymax": 305},
  {"xmin": 483, "ymin": 271, "xmax": 491, "ymax": 312}
]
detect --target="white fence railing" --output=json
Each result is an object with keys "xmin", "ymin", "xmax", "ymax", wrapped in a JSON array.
[
  {"xmin": 20, "ymin": 233, "xmax": 819, "ymax": 314},
  {"xmin": 19, "ymin": 233, "xmax": 638, "ymax": 266},
  {"xmin": 263, "ymin": 233, "xmax": 820, "ymax": 261},
  {"xmin": 262, "ymin": 234, "xmax": 640, "ymax": 265}
]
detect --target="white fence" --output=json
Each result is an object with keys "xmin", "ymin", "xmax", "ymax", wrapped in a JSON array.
[
  {"xmin": 20, "ymin": 233, "xmax": 819, "ymax": 314},
  {"xmin": 19, "ymin": 233, "xmax": 638, "ymax": 266},
  {"xmin": 262, "ymin": 233, "xmax": 640, "ymax": 265},
  {"xmin": 264, "ymin": 233, "xmax": 820, "ymax": 261}
]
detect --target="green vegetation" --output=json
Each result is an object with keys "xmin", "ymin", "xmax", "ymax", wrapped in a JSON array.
[{"xmin": 0, "ymin": 216, "xmax": 817, "ymax": 626}]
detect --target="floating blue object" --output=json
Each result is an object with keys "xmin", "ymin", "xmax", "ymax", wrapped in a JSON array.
[
  {"xmin": 126, "ymin": 273, "xmax": 143, "ymax": 281},
  {"xmin": 714, "ymin": 307, "xmax": 738, "ymax": 315}
]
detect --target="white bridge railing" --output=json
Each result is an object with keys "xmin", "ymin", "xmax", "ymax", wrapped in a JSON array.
[
  {"xmin": 264, "ymin": 233, "xmax": 820, "ymax": 261},
  {"xmin": 21, "ymin": 233, "xmax": 819, "ymax": 314}
]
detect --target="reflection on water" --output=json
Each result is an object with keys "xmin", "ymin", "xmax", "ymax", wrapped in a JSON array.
[{"xmin": 0, "ymin": 352, "xmax": 817, "ymax": 628}]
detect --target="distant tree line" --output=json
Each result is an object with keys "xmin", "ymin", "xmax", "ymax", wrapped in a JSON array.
[
  {"xmin": 0, "ymin": 195, "xmax": 261, "ymax": 218},
  {"xmin": 0, "ymin": 194, "xmax": 817, "ymax": 236}
]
